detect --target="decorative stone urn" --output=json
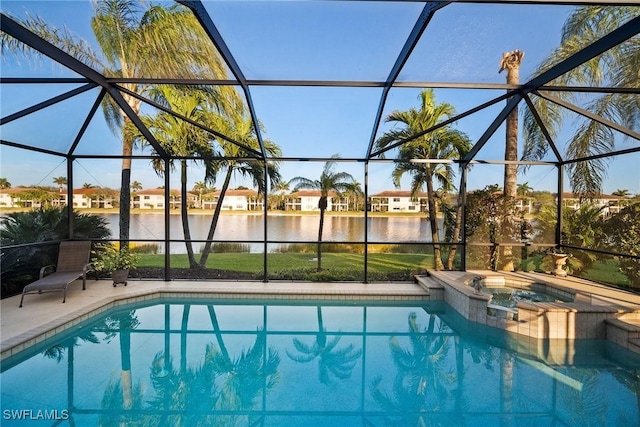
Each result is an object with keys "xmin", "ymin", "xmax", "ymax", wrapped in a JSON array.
[{"xmin": 551, "ymin": 253, "xmax": 569, "ymax": 277}]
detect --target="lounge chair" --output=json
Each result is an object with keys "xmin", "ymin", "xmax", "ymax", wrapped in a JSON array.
[{"xmin": 19, "ymin": 241, "xmax": 92, "ymax": 307}]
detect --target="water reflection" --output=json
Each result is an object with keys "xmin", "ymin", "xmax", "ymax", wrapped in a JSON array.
[
  {"xmin": 2, "ymin": 301, "xmax": 639, "ymax": 426},
  {"xmin": 286, "ymin": 306, "xmax": 362, "ymax": 384}
]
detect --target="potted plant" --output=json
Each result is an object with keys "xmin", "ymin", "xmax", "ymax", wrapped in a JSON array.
[{"xmin": 93, "ymin": 246, "xmax": 139, "ymax": 287}]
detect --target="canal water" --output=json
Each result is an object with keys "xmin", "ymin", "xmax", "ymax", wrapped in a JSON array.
[{"xmin": 100, "ymin": 214, "xmax": 439, "ymax": 253}]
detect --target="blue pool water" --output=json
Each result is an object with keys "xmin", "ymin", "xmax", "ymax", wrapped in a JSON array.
[
  {"xmin": 485, "ymin": 286, "xmax": 572, "ymax": 309},
  {"xmin": 2, "ymin": 299, "xmax": 640, "ymax": 426}
]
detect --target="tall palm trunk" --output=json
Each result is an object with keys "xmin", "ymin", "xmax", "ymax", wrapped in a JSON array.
[
  {"xmin": 317, "ymin": 196, "xmax": 327, "ymax": 272},
  {"xmin": 425, "ymin": 166, "xmax": 444, "ymax": 270},
  {"xmin": 119, "ymin": 137, "xmax": 132, "ymax": 250},
  {"xmin": 499, "ymin": 50, "xmax": 524, "ymax": 271},
  {"xmin": 199, "ymin": 166, "xmax": 233, "ymax": 267},
  {"xmin": 446, "ymin": 179, "xmax": 465, "ymax": 270},
  {"xmin": 118, "ymin": 92, "xmax": 142, "ymax": 250},
  {"xmin": 180, "ymin": 160, "xmax": 198, "ymax": 268}
]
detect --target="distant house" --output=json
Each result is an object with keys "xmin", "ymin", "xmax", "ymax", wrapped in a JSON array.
[
  {"xmin": 515, "ymin": 197, "xmax": 536, "ymax": 214},
  {"xmin": 0, "ymin": 187, "xmax": 62, "ymax": 208},
  {"xmin": 132, "ymin": 189, "xmax": 167, "ymax": 209},
  {"xmin": 72, "ymin": 188, "xmax": 116, "ymax": 209},
  {"xmin": 201, "ymin": 189, "xmax": 263, "ymax": 211},
  {"xmin": 132, "ymin": 189, "xmax": 197, "ymax": 209},
  {"xmin": 561, "ymin": 192, "xmax": 631, "ymax": 216},
  {"xmin": 369, "ymin": 190, "xmax": 428, "ymax": 212},
  {"xmin": 0, "ymin": 188, "xmax": 31, "ymax": 207},
  {"xmin": 285, "ymin": 190, "xmax": 348, "ymax": 212}
]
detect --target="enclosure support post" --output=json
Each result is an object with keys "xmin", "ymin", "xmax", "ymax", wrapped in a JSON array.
[{"xmin": 460, "ymin": 163, "xmax": 468, "ymax": 271}]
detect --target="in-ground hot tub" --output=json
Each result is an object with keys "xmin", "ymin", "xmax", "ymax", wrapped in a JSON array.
[{"xmin": 475, "ymin": 277, "xmax": 576, "ymax": 320}]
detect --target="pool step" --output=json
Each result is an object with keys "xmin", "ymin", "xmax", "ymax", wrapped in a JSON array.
[
  {"xmin": 605, "ymin": 317, "xmax": 640, "ymax": 353},
  {"xmin": 414, "ymin": 275, "xmax": 444, "ymax": 300}
]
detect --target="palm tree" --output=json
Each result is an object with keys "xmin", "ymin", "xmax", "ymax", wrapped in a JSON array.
[
  {"xmin": 612, "ymin": 189, "xmax": 630, "ymax": 197},
  {"xmin": 130, "ymin": 180, "xmax": 142, "ymax": 193},
  {"xmin": 268, "ymin": 181, "xmax": 290, "ymax": 211},
  {"xmin": 344, "ymin": 180, "xmax": 365, "ymax": 212},
  {"xmin": 198, "ymin": 114, "xmax": 282, "ymax": 268},
  {"xmin": 517, "ymin": 182, "xmax": 533, "ymax": 197},
  {"xmin": 192, "ymin": 181, "xmax": 208, "ymax": 208},
  {"xmin": 287, "ymin": 306, "xmax": 362, "ymax": 385},
  {"xmin": 523, "ymin": 7, "xmax": 639, "ymax": 197},
  {"xmin": 138, "ymin": 85, "xmax": 220, "ymax": 268},
  {"xmin": 82, "ymin": 182, "xmax": 94, "ymax": 189},
  {"xmin": 2, "ymin": 1, "xmax": 237, "ymax": 249},
  {"xmin": 0, "ymin": 178, "xmax": 11, "ymax": 189},
  {"xmin": 52, "ymin": 176, "xmax": 67, "ymax": 193},
  {"xmin": 288, "ymin": 155, "xmax": 355, "ymax": 271},
  {"xmin": 499, "ymin": 49, "xmax": 525, "ymax": 271},
  {"xmin": 374, "ymin": 89, "xmax": 471, "ymax": 270}
]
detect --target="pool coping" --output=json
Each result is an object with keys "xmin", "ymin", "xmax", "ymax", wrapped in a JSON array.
[
  {"xmin": 0, "ymin": 279, "xmax": 429, "ymax": 361},
  {"xmin": 422, "ymin": 270, "xmax": 640, "ymax": 346}
]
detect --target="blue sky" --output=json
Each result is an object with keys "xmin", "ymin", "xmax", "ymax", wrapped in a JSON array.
[{"xmin": 1, "ymin": 1, "xmax": 638, "ymax": 196}]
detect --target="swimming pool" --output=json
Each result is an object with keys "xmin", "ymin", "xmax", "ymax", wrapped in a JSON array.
[{"xmin": 2, "ymin": 298, "xmax": 639, "ymax": 426}]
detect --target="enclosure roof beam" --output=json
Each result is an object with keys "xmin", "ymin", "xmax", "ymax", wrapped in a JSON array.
[
  {"xmin": 0, "ymin": 83, "xmax": 98, "ymax": 125},
  {"xmin": 0, "ymin": 13, "xmax": 169, "ymax": 160},
  {"xmin": 177, "ymin": 0, "xmax": 267, "ymax": 159},
  {"xmin": 365, "ymin": 1, "xmax": 450, "ymax": 159},
  {"xmin": 463, "ymin": 14, "xmax": 640, "ymax": 162},
  {"xmin": 523, "ymin": 94, "xmax": 563, "ymax": 162},
  {"xmin": 116, "ymin": 85, "xmax": 262, "ymax": 158}
]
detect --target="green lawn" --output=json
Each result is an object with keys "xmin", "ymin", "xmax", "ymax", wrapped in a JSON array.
[
  {"xmin": 581, "ymin": 258, "xmax": 631, "ymax": 287},
  {"xmin": 137, "ymin": 251, "xmax": 633, "ymax": 286},
  {"xmin": 138, "ymin": 252, "xmax": 434, "ymax": 280}
]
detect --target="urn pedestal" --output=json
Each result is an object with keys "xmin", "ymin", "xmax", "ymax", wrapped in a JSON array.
[{"xmin": 551, "ymin": 254, "xmax": 568, "ymax": 277}]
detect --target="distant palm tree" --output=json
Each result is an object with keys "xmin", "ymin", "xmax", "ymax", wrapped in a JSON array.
[
  {"xmin": 130, "ymin": 180, "xmax": 142, "ymax": 193},
  {"xmin": 517, "ymin": 182, "xmax": 533, "ymax": 197},
  {"xmin": 52, "ymin": 176, "xmax": 67, "ymax": 192},
  {"xmin": 0, "ymin": 178, "xmax": 11, "ymax": 189},
  {"xmin": 192, "ymin": 181, "xmax": 208, "ymax": 208},
  {"xmin": 344, "ymin": 180, "xmax": 365, "ymax": 211},
  {"xmin": 287, "ymin": 306, "xmax": 362, "ymax": 384},
  {"xmin": 375, "ymin": 89, "xmax": 471, "ymax": 270},
  {"xmin": 523, "ymin": 6, "xmax": 639, "ymax": 197},
  {"xmin": 612, "ymin": 189, "xmax": 630, "ymax": 197},
  {"xmin": 82, "ymin": 183, "xmax": 94, "ymax": 189},
  {"xmin": 289, "ymin": 155, "xmax": 355, "ymax": 271},
  {"xmin": 268, "ymin": 181, "xmax": 290, "ymax": 210}
]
